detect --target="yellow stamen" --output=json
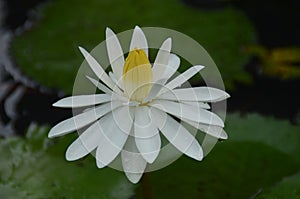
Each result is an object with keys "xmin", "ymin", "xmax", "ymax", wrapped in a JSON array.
[{"xmin": 123, "ymin": 48, "xmax": 153, "ymax": 102}]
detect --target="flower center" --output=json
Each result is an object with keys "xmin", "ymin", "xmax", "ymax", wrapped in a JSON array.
[{"xmin": 123, "ymin": 48, "xmax": 153, "ymax": 102}]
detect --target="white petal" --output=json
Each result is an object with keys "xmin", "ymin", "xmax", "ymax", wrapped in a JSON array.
[
  {"xmin": 96, "ymin": 110, "xmax": 131, "ymax": 168},
  {"xmin": 158, "ymin": 87, "xmax": 230, "ymax": 102},
  {"xmin": 143, "ymin": 54, "xmax": 180, "ymax": 103},
  {"xmin": 78, "ymin": 46, "xmax": 122, "ymax": 95},
  {"xmin": 142, "ymin": 78, "xmax": 166, "ymax": 103},
  {"xmin": 125, "ymin": 172, "xmax": 144, "ymax": 184},
  {"xmin": 162, "ymin": 53, "xmax": 180, "ymax": 80},
  {"xmin": 201, "ymin": 134, "xmax": 219, "ymax": 156},
  {"xmin": 121, "ymin": 136, "xmax": 147, "ymax": 184},
  {"xmin": 152, "ymin": 38, "xmax": 172, "ymax": 82},
  {"xmin": 53, "ymin": 94, "xmax": 111, "ymax": 108},
  {"xmin": 111, "ymin": 105, "xmax": 134, "ymax": 136},
  {"xmin": 87, "ymin": 76, "xmax": 127, "ymax": 102},
  {"xmin": 48, "ymin": 102, "xmax": 120, "ymax": 138},
  {"xmin": 134, "ymin": 106, "xmax": 159, "ymax": 138},
  {"xmin": 150, "ymin": 108, "xmax": 203, "ymax": 161},
  {"xmin": 149, "ymin": 100, "xmax": 224, "ymax": 127},
  {"xmin": 86, "ymin": 76, "xmax": 113, "ymax": 95},
  {"xmin": 106, "ymin": 27, "xmax": 124, "ymax": 81},
  {"xmin": 220, "ymin": 129, "xmax": 228, "ymax": 139},
  {"xmin": 130, "ymin": 26, "xmax": 148, "ymax": 56},
  {"xmin": 65, "ymin": 121, "xmax": 101, "ymax": 161},
  {"xmin": 108, "ymin": 72, "xmax": 117, "ymax": 85},
  {"xmin": 134, "ymin": 106, "xmax": 160, "ymax": 163},
  {"xmin": 182, "ymin": 118, "xmax": 228, "ymax": 139},
  {"xmin": 162, "ymin": 65, "xmax": 204, "ymax": 92},
  {"xmin": 200, "ymin": 124, "xmax": 228, "ymax": 140},
  {"xmin": 181, "ymin": 101, "xmax": 210, "ymax": 109},
  {"xmin": 109, "ymin": 72, "xmax": 123, "ymax": 90},
  {"xmin": 135, "ymin": 134, "xmax": 161, "ymax": 163}
]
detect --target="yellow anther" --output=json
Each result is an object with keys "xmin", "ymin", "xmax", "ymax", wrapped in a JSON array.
[{"xmin": 123, "ymin": 49, "xmax": 153, "ymax": 102}]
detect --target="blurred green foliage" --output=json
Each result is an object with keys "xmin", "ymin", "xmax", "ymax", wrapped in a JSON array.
[
  {"xmin": 7, "ymin": 1, "xmax": 299, "ymax": 198},
  {"xmin": 140, "ymin": 113, "xmax": 300, "ymax": 198},
  {"xmin": 11, "ymin": 0, "xmax": 255, "ymax": 93},
  {"xmin": 1, "ymin": 114, "xmax": 299, "ymax": 198},
  {"xmin": 257, "ymin": 171, "xmax": 300, "ymax": 199},
  {"xmin": 0, "ymin": 124, "xmax": 135, "ymax": 199}
]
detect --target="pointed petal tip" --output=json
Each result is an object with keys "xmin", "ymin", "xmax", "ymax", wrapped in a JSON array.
[
  {"xmin": 78, "ymin": 46, "xmax": 91, "ymax": 58},
  {"xmin": 142, "ymin": 151, "xmax": 160, "ymax": 164},
  {"xmin": 186, "ymin": 141, "xmax": 203, "ymax": 161},
  {"xmin": 195, "ymin": 65, "xmax": 205, "ymax": 71},
  {"xmin": 105, "ymin": 27, "xmax": 115, "ymax": 37},
  {"xmin": 218, "ymin": 121, "xmax": 225, "ymax": 128},
  {"xmin": 96, "ymin": 160, "xmax": 107, "ymax": 169},
  {"xmin": 85, "ymin": 75, "xmax": 93, "ymax": 81},
  {"xmin": 130, "ymin": 25, "xmax": 148, "ymax": 54},
  {"xmin": 106, "ymin": 27, "xmax": 112, "ymax": 32},
  {"xmin": 65, "ymin": 148, "xmax": 78, "ymax": 161},
  {"xmin": 165, "ymin": 37, "xmax": 172, "ymax": 43},
  {"xmin": 78, "ymin": 46, "xmax": 88, "ymax": 56},
  {"xmin": 191, "ymin": 148, "xmax": 203, "ymax": 161},
  {"xmin": 78, "ymin": 46, "xmax": 84, "ymax": 51},
  {"xmin": 125, "ymin": 172, "xmax": 144, "ymax": 184},
  {"xmin": 52, "ymin": 101, "xmax": 62, "ymax": 107},
  {"xmin": 195, "ymin": 152, "xmax": 204, "ymax": 161},
  {"xmin": 65, "ymin": 154, "xmax": 75, "ymax": 161},
  {"xmin": 65, "ymin": 154, "xmax": 81, "ymax": 161},
  {"xmin": 145, "ymin": 156, "xmax": 156, "ymax": 164},
  {"xmin": 48, "ymin": 128, "xmax": 58, "ymax": 138},
  {"xmin": 220, "ymin": 131, "xmax": 228, "ymax": 140},
  {"xmin": 134, "ymin": 25, "xmax": 141, "ymax": 30},
  {"xmin": 133, "ymin": 25, "xmax": 145, "ymax": 36},
  {"xmin": 48, "ymin": 122, "xmax": 72, "ymax": 138},
  {"xmin": 52, "ymin": 102, "xmax": 57, "ymax": 107},
  {"xmin": 160, "ymin": 37, "xmax": 172, "ymax": 51},
  {"xmin": 47, "ymin": 132, "xmax": 54, "ymax": 138}
]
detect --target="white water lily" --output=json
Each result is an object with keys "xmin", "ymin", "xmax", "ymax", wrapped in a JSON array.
[{"xmin": 48, "ymin": 26, "xmax": 229, "ymax": 183}]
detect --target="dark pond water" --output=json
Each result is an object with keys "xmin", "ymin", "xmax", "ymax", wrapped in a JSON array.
[
  {"xmin": 0, "ymin": 0, "xmax": 71, "ymax": 137},
  {"xmin": 2, "ymin": 0, "xmax": 43, "ymax": 30},
  {"xmin": 0, "ymin": 0, "xmax": 299, "ymax": 137}
]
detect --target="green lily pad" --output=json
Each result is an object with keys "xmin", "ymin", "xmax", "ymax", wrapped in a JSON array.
[
  {"xmin": 3, "ymin": 114, "xmax": 298, "ymax": 198},
  {"xmin": 134, "ymin": 113, "xmax": 300, "ymax": 198},
  {"xmin": 0, "ymin": 124, "xmax": 135, "ymax": 199},
  {"xmin": 11, "ymin": 0, "xmax": 255, "ymax": 93},
  {"xmin": 256, "ymin": 171, "xmax": 300, "ymax": 199},
  {"xmin": 227, "ymin": 113, "xmax": 300, "ymax": 163}
]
